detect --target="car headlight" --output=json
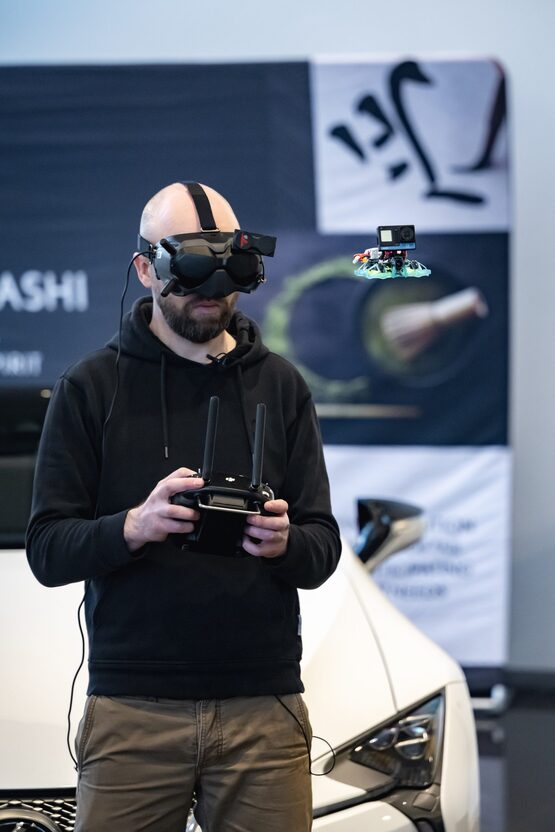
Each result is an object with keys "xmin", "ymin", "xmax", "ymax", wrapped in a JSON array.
[
  {"xmin": 0, "ymin": 809, "xmax": 62, "ymax": 831},
  {"xmin": 322, "ymin": 693, "xmax": 444, "ymax": 796}
]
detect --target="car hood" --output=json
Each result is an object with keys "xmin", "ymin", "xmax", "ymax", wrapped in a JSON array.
[{"xmin": 300, "ymin": 543, "xmax": 462, "ymax": 750}]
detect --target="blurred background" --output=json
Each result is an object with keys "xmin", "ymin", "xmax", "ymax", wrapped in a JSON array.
[{"xmin": 1, "ymin": 1, "xmax": 554, "ymax": 829}]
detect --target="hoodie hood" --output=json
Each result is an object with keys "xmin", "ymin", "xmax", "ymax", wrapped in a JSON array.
[
  {"xmin": 105, "ymin": 296, "xmax": 269, "ymax": 459},
  {"xmin": 106, "ymin": 296, "xmax": 269, "ymax": 371}
]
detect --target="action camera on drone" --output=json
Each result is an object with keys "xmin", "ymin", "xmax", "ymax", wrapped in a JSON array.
[
  {"xmin": 377, "ymin": 224, "xmax": 416, "ymax": 251},
  {"xmin": 138, "ymin": 181, "xmax": 277, "ymax": 299},
  {"xmin": 171, "ymin": 396, "xmax": 274, "ymax": 557},
  {"xmin": 353, "ymin": 224, "xmax": 431, "ymax": 280}
]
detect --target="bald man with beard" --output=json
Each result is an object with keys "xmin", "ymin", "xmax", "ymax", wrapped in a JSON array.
[
  {"xmin": 27, "ymin": 182, "xmax": 341, "ymax": 832},
  {"xmin": 135, "ymin": 183, "xmax": 241, "ymax": 356}
]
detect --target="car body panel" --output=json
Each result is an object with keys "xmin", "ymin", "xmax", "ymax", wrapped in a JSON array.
[
  {"xmin": 341, "ymin": 552, "xmax": 466, "ymax": 709},
  {"xmin": 441, "ymin": 681, "xmax": 480, "ymax": 832},
  {"xmin": 0, "ymin": 548, "xmax": 84, "ymax": 789},
  {"xmin": 312, "ymin": 801, "xmax": 415, "ymax": 831},
  {"xmin": 299, "ymin": 551, "xmax": 397, "ymax": 754}
]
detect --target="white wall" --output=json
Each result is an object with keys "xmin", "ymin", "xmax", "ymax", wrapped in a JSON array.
[{"xmin": 2, "ymin": 0, "xmax": 554, "ymax": 675}]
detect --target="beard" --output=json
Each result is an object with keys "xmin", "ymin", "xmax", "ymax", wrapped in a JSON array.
[{"xmin": 157, "ymin": 292, "xmax": 236, "ymax": 343}]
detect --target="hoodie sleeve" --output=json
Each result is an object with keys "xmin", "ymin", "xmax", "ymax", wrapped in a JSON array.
[
  {"xmin": 263, "ymin": 394, "xmax": 341, "ymax": 589},
  {"xmin": 26, "ymin": 375, "xmax": 137, "ymax": 587}
]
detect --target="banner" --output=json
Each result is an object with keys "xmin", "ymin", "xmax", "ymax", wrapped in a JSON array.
[
  {"xmin": 324, "ymin": 445, "xmax": 511, "ymax": 667},
  {"xmin": 311, "ymin": 57, "xmax": 508, "ymax": 233}
]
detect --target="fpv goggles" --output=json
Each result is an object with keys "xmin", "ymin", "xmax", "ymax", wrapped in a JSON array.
[{"xmin": 138, "ymin": 181, "xmax": 277, "ymax": 299}]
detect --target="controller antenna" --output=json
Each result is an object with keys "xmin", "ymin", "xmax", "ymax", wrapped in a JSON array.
[
  {"xmin": 201, "ymin": 396, "xmax": 219, "ymax": 483},
  {"xmin": 250, "ymin": 403, "xmax": 266, "ymax": 489}
]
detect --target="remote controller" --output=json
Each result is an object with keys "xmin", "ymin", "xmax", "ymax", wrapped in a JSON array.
[{"xmin": 171, "ymin": 396, "xmax": 274, "ymax": 555}]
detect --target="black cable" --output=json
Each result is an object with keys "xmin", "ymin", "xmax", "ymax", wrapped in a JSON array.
[
  {"xmin": 103, "ymin": 252, "xmax": 147, "ymax": 438},
  {"xmin": 274, "ymin": 695, "xmax": 336, "ymax": 776},
  {"xmin": 66, "ymin": 583, "xmax": 89, "ymax": 769}
]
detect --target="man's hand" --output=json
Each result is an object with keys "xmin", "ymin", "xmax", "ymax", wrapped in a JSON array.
[
  {"xmin": 124, "ymin": 467, "xmax": 202, "ymax": 552},
  {"xmin": 242, "ymin": 499, "xmax": 290, "ymax": 559}
]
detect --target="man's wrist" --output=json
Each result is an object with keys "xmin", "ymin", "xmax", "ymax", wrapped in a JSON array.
[{"xmin": 124, "ymin": 507, "xmax": 145, "ymax": 553}]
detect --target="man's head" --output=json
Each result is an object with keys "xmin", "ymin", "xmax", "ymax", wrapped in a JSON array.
[
  {"xmin": 140, "ymin": 182, "xmax": 239, "ymax": 243},
  {"xmin": 135, "ymin": 182, "xmax": 240, "ymax": 344}
]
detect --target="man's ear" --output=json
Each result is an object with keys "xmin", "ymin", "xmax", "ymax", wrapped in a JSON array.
[{"xmin": 134, "ymin": 253, "xmax": 155, "ymax": 289}]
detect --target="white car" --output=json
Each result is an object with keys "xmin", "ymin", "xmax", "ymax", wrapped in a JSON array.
[{"xmin": 0, "ymin": 500, "xmax": 479, "ymax": 832}]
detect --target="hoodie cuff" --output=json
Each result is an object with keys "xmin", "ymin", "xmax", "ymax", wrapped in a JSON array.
[
  {"xmin": 260, "ymin": 524, "xmax": 305, "ymax": 580},
  {"xmin": 96, "ymin": 510, "xmax": 148, "ymax": 571}
]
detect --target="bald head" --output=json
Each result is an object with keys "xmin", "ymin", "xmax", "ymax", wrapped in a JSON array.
[{"xmin": 140, "ymin": 182, "xmax": 239, "ymax": 244}]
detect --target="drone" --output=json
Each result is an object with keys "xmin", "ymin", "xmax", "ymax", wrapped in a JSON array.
[{"xmin": 353, "ymin": 225, "xmax": 431, "ymax": 280}]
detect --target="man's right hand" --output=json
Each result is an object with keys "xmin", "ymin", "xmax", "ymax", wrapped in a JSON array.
[{"xmin": 124, "ymin": 467, "xmax": 203, "ymax": 552}]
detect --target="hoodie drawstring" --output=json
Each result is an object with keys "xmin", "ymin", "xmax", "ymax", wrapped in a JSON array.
[
  {"xmin": 160, "ymin": 351, "xmax": 169, "ymax": 460},
  {"xmin": 236, "ymin": 364, "xmax": 255, "ymax": 457}
]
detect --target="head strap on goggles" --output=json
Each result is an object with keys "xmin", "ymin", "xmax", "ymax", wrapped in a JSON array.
[{"xmin": 181, "ymin": 181, "xmax": 218, "ymax": 231}]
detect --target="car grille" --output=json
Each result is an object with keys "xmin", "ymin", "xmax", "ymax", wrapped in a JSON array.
[
  {"xmin": 0, "ymin": 795, "xmax": 202, "ymax": 832},
  {"xmin": 0, "ymin": 794, "xmax": 76, "ymax": 831}
]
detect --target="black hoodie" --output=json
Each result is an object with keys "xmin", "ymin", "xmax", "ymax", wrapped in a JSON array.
[{"xmin": 26, "ymin": 297, "xmax": 341, "ymax": 698}]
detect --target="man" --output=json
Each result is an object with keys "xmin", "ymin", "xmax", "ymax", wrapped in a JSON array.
[{"xmin": 26, "ymin": 181, "xmax": 341, "ymax": 832}]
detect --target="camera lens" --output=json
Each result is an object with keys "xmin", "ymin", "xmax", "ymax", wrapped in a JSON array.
[{"xmin": 400, "ymin": 225, "xmax": 415, "ymax": 243}]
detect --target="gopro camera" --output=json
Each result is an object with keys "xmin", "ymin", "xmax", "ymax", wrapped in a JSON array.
[{"xmin": 377, "ymin": 225, "xmax": 416, "ymax": 251}]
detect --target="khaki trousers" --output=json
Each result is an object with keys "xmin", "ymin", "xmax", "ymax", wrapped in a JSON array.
[{"xmin": 74, "ymin": 693, "xmax": 313, "ymax": 832}]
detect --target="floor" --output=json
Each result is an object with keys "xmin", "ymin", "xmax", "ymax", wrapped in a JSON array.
[{"xmin": 477, "ymin": 690, "xmax": 555, "ymax": 832}]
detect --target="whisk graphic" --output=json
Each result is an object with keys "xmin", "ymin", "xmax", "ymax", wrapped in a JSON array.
[{"xmin": 380, "ymin": 287, "xmax": 489, "ymax": 362}]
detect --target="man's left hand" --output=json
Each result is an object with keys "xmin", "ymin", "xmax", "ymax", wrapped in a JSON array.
[{"xmin": 243, "ymin": 499, "xmax": 290, "ymax": 559}]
